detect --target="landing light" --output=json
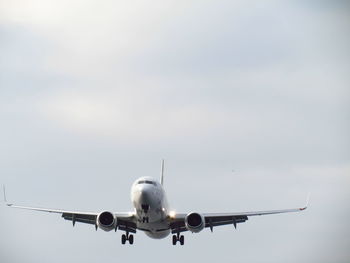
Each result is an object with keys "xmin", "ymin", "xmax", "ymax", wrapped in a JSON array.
[{"xmin": 169, "ymin": 211, "xmax": 176, "ymax": 218}]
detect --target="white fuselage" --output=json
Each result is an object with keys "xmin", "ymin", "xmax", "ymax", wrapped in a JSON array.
[{"xmin": 130, "ymin": 177, "xmax": 171, "ymax": 239}]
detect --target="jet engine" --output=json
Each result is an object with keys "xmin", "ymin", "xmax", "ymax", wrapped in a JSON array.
[
  {"xmin": 185, "ymin": 212, "xmax": 205, "ymax": 233},
  {"xmin": 97, "ymin": 211, "xmax": 116, "ymax": 231}
]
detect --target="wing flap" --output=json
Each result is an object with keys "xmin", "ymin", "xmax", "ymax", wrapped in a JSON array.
[{"xmin": 62, "ymin": 213, "xmax": 97, "ymax": 225}]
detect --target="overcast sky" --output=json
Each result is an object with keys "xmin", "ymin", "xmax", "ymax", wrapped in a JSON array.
[{"xmin": 0, "ymin": 0, "xmax": 349, "ymax": 262}]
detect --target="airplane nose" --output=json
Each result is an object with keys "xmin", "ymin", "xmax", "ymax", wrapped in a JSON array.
[
  {"xmin": 139, "ymin": 189, "xmax": 152, "ymax": 203},
  {"xmin": 134, "ymin": 185, "xmax": 153, "ymax": 203},
  {"xmin": 133, "ymin": 185, "xmax": 154, "ymax": 214}
]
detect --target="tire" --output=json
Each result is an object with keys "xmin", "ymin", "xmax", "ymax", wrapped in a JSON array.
[
  {"xmin": 172, "ymin": 235, "xmax": 177, "ymax": 245},
  {"xmin": 121, "ymin": 234, "xmax": 126, "ymax": 245},
  {"xmin": 180, "ymin": 235, "xmax": 184, "ymax": 246},
  {"xmin": 129, "ymin": 234, "xmax": 134, "ymax": 245}
]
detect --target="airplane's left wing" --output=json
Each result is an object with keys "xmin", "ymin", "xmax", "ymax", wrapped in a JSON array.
[
  {"xmin": 169, "ymin": 198, "xmax": 309, "ymax": 233},
  {"xmin": 203, "ymin": 205, "xmax": 307, "ymax": 230}
]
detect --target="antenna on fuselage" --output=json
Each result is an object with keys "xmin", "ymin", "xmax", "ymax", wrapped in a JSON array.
[{"xmin": 160, "ymin": 159, "xmax": 165, "ymax": 186}]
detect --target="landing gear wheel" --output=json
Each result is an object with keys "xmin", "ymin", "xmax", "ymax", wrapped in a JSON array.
[
  {"xmin": 172, "ymin": 234, "xmax": 185, "ymax": 245},
  {"xmin": 129, "ymin": 234, "xmax": 134, "ymax": 245},
  {"xmin": 172, "ymin": 235, "xmax": 177, "ymax": 245},
  {"xmin": 179, "ymin": 235, "xmax": 184, "ymax": 245},
  {"xmin": 121, "ymin": 234, "xmax": 126, "ymax": 245}
]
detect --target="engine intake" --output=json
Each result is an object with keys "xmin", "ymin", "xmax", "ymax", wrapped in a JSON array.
[
  {"xmin": 97, "ymin": 211, "xmax": 116, "ymax": 231},
  {"xmin": 185, "ymin": 212, "xmax": 205, "ymax": 233}
]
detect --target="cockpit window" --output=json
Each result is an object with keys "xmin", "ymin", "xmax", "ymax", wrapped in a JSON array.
[{"xmin": 137, "ymin": 180, "xmax": 156, "ymax": 186}]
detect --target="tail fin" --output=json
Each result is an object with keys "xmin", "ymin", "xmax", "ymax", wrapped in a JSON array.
[{"xmin": 160, "ymin": 159, "xmax": 165, "ymax": 185}]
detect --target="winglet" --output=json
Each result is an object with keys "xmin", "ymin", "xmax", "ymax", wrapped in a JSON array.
[
  {"xmin": 3, "ymin": 185, "xmax": 12, "ymax": 206},
  {"xmin": 160, "ymin": 159, "xmax": 165, "ymax": 186},
  {"xmin": 300, "ymin": 192, "xmax": 311, "ymax": 211},
  {"xmin": 3, "ymin": 185, "xmax": 6, "ymax": 203}
]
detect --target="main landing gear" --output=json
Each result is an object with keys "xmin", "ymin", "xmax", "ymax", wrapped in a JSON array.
[
  {"xmin": 121, "ymin": 233, "xmax": 134, "ymax": 245},
  {"xmin": 172, "ymin": 233, "xmax": 184, "ymax": 245}
]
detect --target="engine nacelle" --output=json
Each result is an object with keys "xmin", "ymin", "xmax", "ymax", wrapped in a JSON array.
[
  {"xmin": 97, "ymin": 211, "xmax": 116, "ymax": 232},
  {"xmin": 185, "ymin": 212, "xmax": 205, "ymax": 233}
]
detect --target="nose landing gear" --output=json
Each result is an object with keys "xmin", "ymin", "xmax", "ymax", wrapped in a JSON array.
[
  {"xmin": 141, "ymin": 204, "xmax": 150, "ymax": 213},
  {"xmin": 140, "ymin": 203, "xmax": 150, "ymax": 223}
]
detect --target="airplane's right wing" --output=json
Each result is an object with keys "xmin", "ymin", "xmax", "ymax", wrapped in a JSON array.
[
  {"xmin": 5, "ymin": 203, "xmax": 137, "ymax": 232},
  {"xmin": 4, "ymin": 185, "xmax": 136, "ymax": 232}
]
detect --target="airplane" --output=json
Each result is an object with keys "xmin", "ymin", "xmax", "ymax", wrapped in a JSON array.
[{"xmin": 4, "ymin": 160, "xmax": 308, "ymax": 245}]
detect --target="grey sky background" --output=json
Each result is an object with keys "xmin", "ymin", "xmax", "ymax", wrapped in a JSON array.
[{"xmin": 0, "ymin": 0, "xmax": 349, "ymax": 262}]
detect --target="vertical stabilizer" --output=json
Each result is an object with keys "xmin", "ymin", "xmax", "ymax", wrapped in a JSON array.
[{"xmin": 160, "ymin": 159, "xmax": 165, "ymax": 185}]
